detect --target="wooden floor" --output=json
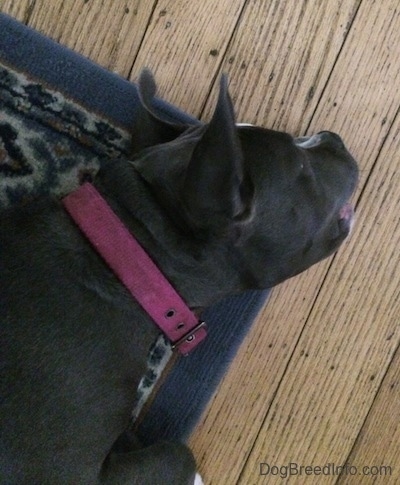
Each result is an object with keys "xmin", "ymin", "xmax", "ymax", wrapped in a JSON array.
[{"xmin": 2, "ymin": 1, "xmax": 399, "ymax": 483}]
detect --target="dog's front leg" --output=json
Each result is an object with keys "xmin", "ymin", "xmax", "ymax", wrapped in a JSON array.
[{"xmin": 100, "ymin": 440, "xmax": 202, "ymax": 485}]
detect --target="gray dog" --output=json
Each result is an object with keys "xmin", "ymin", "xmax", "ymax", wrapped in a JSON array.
[{"xmin": 0, "ymin": 70, "xmax": 358, "ymax": 484}]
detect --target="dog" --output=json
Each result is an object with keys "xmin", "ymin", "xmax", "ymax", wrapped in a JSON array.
[{"xmin": 0, "ymin": 69, "xmax": 358, "ymax": 484}]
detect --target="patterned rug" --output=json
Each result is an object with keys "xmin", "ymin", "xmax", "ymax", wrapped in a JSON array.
[
  {"xmin": 0, "ymin": 13, "xmax": 269, "ymax": 445},
  {"xmin": 0, "ymin": 62, "xmax": 128, "ymax": 207}
]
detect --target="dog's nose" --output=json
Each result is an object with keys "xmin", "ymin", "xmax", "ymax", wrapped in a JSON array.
[
  {"xmin": 317, "ymin": 131, "xmax": 346, "ymax": 150},
  {"xmin": 295, "ymin": 132, "xmax": 346, "ymax": 151}
]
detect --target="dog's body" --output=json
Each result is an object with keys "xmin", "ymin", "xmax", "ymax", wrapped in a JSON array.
[{"xmin": 0, "ymin": 71, "xmax": 358, "ymax": 484}]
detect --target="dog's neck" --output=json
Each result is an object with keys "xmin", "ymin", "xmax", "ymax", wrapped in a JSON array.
[
  {"xmin": 94, "ymin": 160, "xmax": 252, "ymax": 310},
  {"xmin": 62, "ymin": 182, "xmax": 207, "ymax": 353}
]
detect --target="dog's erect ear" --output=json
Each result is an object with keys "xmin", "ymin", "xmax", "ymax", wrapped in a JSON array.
[
  {"xmin": 131, "ymin": 69, "xmax": 189, "ymax": 153},
  {"xmin": 181, "ymin": 75, "xmax": 252, "ymax": 228}
]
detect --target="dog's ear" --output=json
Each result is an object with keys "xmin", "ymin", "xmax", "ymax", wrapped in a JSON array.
[
  {"xmin": 132, "ymin": 74, "xmax": 253, "ymax": 237},
  {"xmin": 181, "ymin": 75, "xmax": 252, "ymax": 229},
  {"xmin": 131, "ymin": 69, "xmax": 189, "ymax": 153}
]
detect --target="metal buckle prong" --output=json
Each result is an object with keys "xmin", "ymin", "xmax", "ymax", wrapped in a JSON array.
[{"xmin": 171, "ymin": 320, "xmax": 207, "ymax": 351}]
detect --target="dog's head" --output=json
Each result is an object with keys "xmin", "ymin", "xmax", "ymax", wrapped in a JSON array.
[{"xmin": 131, "ymin": 70, "xmax": 358, "ymax": 290}]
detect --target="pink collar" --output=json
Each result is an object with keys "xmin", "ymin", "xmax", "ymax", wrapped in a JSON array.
[{"xmin": 62, "ymin": 182, "xmax": 207, "ymax": 355}]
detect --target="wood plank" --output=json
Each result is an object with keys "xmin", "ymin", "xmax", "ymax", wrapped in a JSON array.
[
  {"xmin": 236, "ymin": 71, "xmax": 400, "ymax": 485},
  {"xmin": 25, "ymin": 0, "xmax": 157, "ymax": 77},
  {"xmin": 130, "ymin": 0, "xmax": 246, "ymax": 116},
  {"xmin": 190, "ymin": 1, "xmax": 400, "ymax": 483},
  {"xmin": 201, "ymin": 0, "xmax": 361, "ymax": 131},
  {"xmin": 339, "ymin": 313, "xmax": 400, "ymax": 485},
  {"xmin": 309, "ymin": 0, "xmax": 400, "ymax": 188},
  {"xmin": 1, "ymin": 0, "xmax": 35, "ymax": 22}
]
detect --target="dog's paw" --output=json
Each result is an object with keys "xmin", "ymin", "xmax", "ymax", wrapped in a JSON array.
[{"xmin": 194, "ymin": 472, "xmax": 204, "ymax": 485}]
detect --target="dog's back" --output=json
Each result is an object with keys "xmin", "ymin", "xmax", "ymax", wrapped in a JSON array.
[{"xmin": 0, "ymin": 200, "xmax": 174, "ymax": 483}]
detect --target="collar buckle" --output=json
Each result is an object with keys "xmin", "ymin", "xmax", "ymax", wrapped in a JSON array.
[{"xmin": 171, "ymin": 321, "xmax": 207, "ymax": 355}]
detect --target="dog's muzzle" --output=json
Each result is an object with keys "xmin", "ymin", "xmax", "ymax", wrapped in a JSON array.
[{"xmin": 295, "ymin": 132, "xmax": 357, "ymax": 236}]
